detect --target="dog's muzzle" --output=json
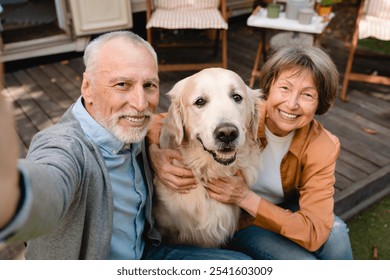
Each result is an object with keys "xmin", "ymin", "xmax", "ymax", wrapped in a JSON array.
[
  {"xmin": 197, "ymin": 123, "xmax": 239, "ymax": 166},
  {"xmin": 214, "ymin": 123, "xmax": 239, "ymax": 146}
]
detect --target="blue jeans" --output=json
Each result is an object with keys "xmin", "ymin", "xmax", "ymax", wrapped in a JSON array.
[
  {"xmin": 228, "ymin": 215, "xmax": 353, "ymax": 260},
  {"xmin": 142, "ymin": 242, "xmax": 252, "ymax": 260}
]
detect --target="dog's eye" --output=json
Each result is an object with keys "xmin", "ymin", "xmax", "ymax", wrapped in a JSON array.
[
  {"xmin": 194, "ymin": 98, "xmax": 207, "ymax": 107},
  {"xmin": 232, "ymin": 94, "xmax": 243, "ymax": 103}
]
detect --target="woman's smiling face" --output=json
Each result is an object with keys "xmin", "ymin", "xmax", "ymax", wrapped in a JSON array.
[{"xmin": 265, "ymin": 68, "xmax": 319, "ymax": 137}]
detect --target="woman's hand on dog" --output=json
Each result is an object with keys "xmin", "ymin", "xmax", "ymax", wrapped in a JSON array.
[
  {"xmin": 206, "ymin": 172, "xmax": 261, "ymax": 217},
  {"xmin": 149, "ymin": 144, "xmax": 197, "ymax": 193}
]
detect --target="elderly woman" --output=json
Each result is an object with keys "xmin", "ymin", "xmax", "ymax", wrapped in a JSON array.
[{"xmin": 148, "ymin": 45, "xmax": 353, "ymax": 259}]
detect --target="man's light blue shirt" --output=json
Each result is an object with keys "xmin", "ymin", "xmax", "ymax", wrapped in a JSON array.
[{"xmin": 73, "ymin": 97, "xmax": 147, "ymax": 259}]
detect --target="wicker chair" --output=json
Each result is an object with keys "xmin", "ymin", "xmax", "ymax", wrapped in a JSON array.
[
  {"xmin": 340, "ymin": 0, "xmax": 390, "ymax": 101},
  {"xmin": 146, "ymin": 0, "xmax": 228, "ymax": 71}
]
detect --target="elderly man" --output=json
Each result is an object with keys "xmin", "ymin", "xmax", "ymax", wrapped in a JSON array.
[{"xmin": 0, "ymin": 31, "xmax": 250, "ymax": 260}]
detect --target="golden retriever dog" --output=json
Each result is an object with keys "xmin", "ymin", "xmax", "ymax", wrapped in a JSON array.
[{"xmin": 154, "ymin": 68, "xmax": 262, "ymax": 248}]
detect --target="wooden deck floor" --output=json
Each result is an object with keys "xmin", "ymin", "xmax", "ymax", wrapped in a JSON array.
[{"xmin": 2, "ymin": 15, "xmax": 390, "ymax": 221}]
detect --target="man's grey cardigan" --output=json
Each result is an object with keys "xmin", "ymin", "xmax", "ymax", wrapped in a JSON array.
[{"xmin": 11, "ymin": 105, "xmax": 160, "ymax": 259}]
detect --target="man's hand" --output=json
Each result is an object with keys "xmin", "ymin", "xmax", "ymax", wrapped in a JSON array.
[{"xmin": 0, "ymin": 76, "xmax": 21, "ymax": 228}]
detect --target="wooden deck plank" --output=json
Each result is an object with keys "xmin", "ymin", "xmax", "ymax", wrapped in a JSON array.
[
  {"xmin": 227, "ymin": 41, "xmax": 258, "ymax": 72},
  {"xmin": 16, "ymin": 132, "xmax": 29, "ymax": 157},
  {"xmin": 5, "ymin": 94, "xmax": 38, "ymax": 151},
  {"xmin": 334, "ymin": 172, "xmax": 354, "ymax": 191},
  {"xmin": 324, "ymin": 115, "xmax": 390, "ymax": 160},
  {"xmin": 12, "ymin": 70, "xmax": 66, "ymax": 123},
  {"xmin": 335, "ymin": 159, "xmax": 368, "ymax": 182},
  {"xmin": 332, "ymin": 106, "xmax": 390, "ymax": 145},
  {"xmin": 334, "ymin": 164, "xmax": 390, "ymax": 218},
  {"xmin": 338, "ymin": 149, "xmax": 380, "ymax": 174},
  {"xmin": 228, "ymin": 35, "xmax": 262, "ymax": 84},
  {"xmin": 318, "ymin": 116, "xmax": 390, "ymax": 167},
  {"xmin": 4, "ymin": 73, "xmax": 55, "ymax": 132},
  {"xmin": 327, "ymin": 106, "xmax": 390, "ymax": 150},
  {"xmin": 38, "ymin": 64, "xmax": 80, "ymax": 102},
  {"xmin": 334, "ymin": 94, "xmax": 390, "ymax": 129},
  {"xmin": 348, "ymin": 90, "xmax": 390, "ymax": 113},
  {"xmin": 25, "ymin": 67, "xmax": 74, "ymax": 109},
  {"xmin": 347, "ymin": 90, "xmax": 390, "ymax": 119},
  {"xmin": 67, "ymin": 57, "xmax": 85, "ymax": 75},
  {"xmin": 319, "ymin": 112, "xmax": 390, "ymax": 166},
  {"xmin": 52, "ymin": 61, "xmax": 82, "ymax": 89}
]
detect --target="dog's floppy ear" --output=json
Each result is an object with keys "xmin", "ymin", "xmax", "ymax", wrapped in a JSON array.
[
  {"xmin": 247, "ymin": 86, "xmax": 263, "ymax": 142},
  {"xmin": 159, "ymin": 78, "xmax": 188, "ymax": 149}
]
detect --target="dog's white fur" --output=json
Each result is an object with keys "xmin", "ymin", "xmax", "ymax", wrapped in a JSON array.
[{"xmin": 154, "ymin": 68, "xmax": 262, "ymax": 248}]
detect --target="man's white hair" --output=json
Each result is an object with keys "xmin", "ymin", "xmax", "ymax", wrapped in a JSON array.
[{"xmin": 83, "ymin": 30, "xmax": 158, "ymax": 75}]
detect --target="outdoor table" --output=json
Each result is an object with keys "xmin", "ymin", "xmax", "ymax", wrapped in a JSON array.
[{"xmin": 247, "ymin": 7, "xmax": 334, "ymax": 87}]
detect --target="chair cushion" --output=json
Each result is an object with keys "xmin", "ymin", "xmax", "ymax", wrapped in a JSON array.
[
  {"xmin": 359, "ymin": 0, "xmax": 390, "ymax": 40},
  {"xmin": 146, "ymin": 9, "xmax": 228, "ymax": 29},
  {"xmin": 359, "ymin": 15, "xmax": 390, "ymax": 40},
  {"xmin": 363, "ymin": 0, "xmax": 389, "ymax": 19},
  {"xmin": 154, "ymin": 0, "xmax": 219, "ymax": 10}
]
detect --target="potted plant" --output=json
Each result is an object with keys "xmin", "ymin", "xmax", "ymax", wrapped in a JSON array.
[
  {"xmin": 267, "ymin": 0, "xmax": 281, "ymax": 18},
  {"xmin": 315, "ymin": 0, "xmax": 342, "ymax": 16}
]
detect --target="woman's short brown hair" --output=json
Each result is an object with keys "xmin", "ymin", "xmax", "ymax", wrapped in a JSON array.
[{"xmin": 260, "ymin": 45, "xmax": 339, "ymax": 115}]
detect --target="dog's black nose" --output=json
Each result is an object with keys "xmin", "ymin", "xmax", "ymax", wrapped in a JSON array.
[{"xmin": 214, "ymin": 123, "xmax": 239, "ymax": 144}]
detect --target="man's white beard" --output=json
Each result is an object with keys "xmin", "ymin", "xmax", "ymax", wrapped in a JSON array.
[
  {"xmin": 109, "ymin": 120, "xmax": 150, "ymax": 144},
  {"xmin": 96, "ymin": 110, "xmax": 152, "ymax": 144}
]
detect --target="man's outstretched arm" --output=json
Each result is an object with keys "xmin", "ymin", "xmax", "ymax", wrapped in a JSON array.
[{"xmin": 0, "ymin": 76, "xmax": 21, "ymax": 229}]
